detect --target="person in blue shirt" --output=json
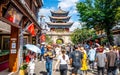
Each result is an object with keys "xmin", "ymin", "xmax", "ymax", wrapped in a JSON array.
[
  {"xmin": 88, "ymin": 46, "xmax": 96, "ymax": 72},
  {"xmin": 40, "ymin": 44, "xmax": 45, "ymax": 61}
]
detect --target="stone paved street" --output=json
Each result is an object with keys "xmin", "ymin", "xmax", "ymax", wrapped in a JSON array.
[{"xmin": 33, "ymin": 59, "xmax": 96, "ymax": 75}]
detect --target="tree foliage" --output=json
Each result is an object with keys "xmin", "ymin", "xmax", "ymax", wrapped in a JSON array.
[
  {"xmin": 76, "ymin": 0, "xmax": 120, "ymax": 45},
  {"xmin": 45, "ymin": 34, "xmax": 53, "ymax": 44},
  {"xmin": 71, "ymin": 28, "xmax": 96, "ymax": 44},
  {"xmin": 56, "ymin": 39, "xmax": 63, "ymax": 44}
]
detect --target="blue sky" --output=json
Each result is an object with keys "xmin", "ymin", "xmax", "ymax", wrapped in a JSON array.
[{"xmin": 39, "ymin": 0, "xmax": 84, "ymax": 31}]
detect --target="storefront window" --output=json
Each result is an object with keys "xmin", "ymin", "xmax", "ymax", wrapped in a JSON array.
[{"xmin": 2, "ymin": 37, "xmax": 10, "ymax": 50}]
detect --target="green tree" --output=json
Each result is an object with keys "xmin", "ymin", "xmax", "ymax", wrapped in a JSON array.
[
  {"xmin": 45, "ymin": 34, "xmax": 53, "ymax": 44},
  {"xmin": 76, "ymin": 0, "xmax": 120, "ymax": 45},
  {"xmin": 56, "ymin": 39, "xmax": 63, "ymax": 44},
  {"xmin": 71, "ymin": 28, "xmax": 96, "ymax": 44}
]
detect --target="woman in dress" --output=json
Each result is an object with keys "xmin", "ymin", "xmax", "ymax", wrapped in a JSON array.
[{"xmin": 80, "ymin": 47, "xmax": 88, "ymax": 75}]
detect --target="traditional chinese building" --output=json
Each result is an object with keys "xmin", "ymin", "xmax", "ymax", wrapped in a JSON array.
[
  {"xmin": 112, "ymin": 22, "xmax": 120, "ymax": 46},
  {"xmin": 46, "ymin": 7, "xmax": 73, "ymax": 44},
  {"xmin": 0, "ymin": 0, "xmax": 43, "ymax": 72}
]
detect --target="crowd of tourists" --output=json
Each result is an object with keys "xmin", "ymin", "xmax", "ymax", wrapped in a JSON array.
[{"xmin": 25, "ymin": 43, "xmax": 120, "ymax": 75}]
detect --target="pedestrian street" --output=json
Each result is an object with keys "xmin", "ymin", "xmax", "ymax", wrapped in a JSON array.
[{"xmin": 33, "ymin": 59, "xmax": 97, "ymax": 75}]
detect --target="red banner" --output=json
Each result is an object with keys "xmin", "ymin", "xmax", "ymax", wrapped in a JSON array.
[
  {"xmin": 40, "ymin": 34, "xmax": 46, "ymax": 43},
  {"xmin": 27, "ymin": 23, "xmax": 36, "ymax": 36}
]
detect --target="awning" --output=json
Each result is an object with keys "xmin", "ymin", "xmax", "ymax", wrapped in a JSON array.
[{"xmin": 0, "ymin": 20, "xmax": 11, "ymax": 34}]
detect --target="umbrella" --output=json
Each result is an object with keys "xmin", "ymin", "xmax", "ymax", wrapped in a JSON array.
[
  {"xmin": 41, "ymin": 42, "xmax": 45, "ymax": 45},
  {"xmin": 24, "ymin": 44, "xmax": 41, "ymax": 53}
]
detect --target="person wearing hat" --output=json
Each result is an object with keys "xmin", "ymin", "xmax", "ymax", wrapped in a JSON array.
[{"xmin": 44, "ymin": 45, "xmax": 55, "ymax": 75}]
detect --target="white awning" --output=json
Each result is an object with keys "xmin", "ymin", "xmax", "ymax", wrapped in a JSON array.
[{"xmin": 0, "ymin": 21, "xmax": 11, "ymax": 34}]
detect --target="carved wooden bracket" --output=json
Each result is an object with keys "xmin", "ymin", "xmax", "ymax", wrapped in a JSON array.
[{"xmin": 0, "ymin": 0, "xmax": 10, "ymax": 16}]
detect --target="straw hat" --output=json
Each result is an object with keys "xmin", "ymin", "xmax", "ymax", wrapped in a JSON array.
[
  {"xmin": 47, "ymin": 45, "xmax": 52, "ymax": 49},
  {"xmin": 113, "ymin": 46, "xmax": 117, "ymax": 49}
]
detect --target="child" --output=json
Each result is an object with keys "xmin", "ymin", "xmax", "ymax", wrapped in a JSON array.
[{"xmin": 28, "ymin": 59, "xmax": 35, "ymax": 75}]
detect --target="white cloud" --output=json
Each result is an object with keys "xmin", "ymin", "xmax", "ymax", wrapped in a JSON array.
[
  {"xmin": 38, "ymin": 0, "xmax": 81, "ymax": 31},
  {"xmin": 70, "ymin": 21, "xmax": 82, "ymax": 31},
  {"xmin": 58, "ymin": 0, "xmax": 81, "ymax": 31},
  {"xmin": 38, "ymin": 7, "xmax": 56, "ymax": 22},
  {"xmin": 58, "ymin": 0, "xmax": 79, "ymax": 10}
]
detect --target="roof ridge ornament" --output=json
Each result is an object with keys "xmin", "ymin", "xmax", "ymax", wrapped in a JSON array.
[{"xmin": 59, "ymin": 6, "xmax": 61, "ymax": 9}]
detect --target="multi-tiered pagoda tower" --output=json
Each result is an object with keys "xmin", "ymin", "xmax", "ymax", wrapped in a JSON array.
[{"xmin": 46, "ymin": 7, "xmax": 73, "ymax": 44}]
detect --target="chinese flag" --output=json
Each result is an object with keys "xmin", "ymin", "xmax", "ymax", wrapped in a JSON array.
[
  {"xmin": 27, "ymin": 23, "xmax": 36, "ymax": 36},
  {"xmin": 40, "ymin": 34, "xmax": 46, "ymax": 42}
]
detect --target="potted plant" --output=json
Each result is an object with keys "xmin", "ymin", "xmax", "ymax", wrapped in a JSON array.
[{"xmin": 19, "ymin": 63, "xmax": 28, "ymax": 75}]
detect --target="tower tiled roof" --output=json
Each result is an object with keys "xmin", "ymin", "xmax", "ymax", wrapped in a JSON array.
[
  {"xmin": 47, "ymin": 7, "xmax": 73, "ymax": 28},
  {"xmin": 46, "ymin": 22, "xmax": 73, "ymax": 26},
  {"xmin": 50, "ymin": 7, "xmax": 69, "ymax": 14},
  {"xmin": 49, "ymin": 16, "xmax": 71, "ymax": 20}
]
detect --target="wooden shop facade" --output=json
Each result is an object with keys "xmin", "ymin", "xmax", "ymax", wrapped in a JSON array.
[{"xmin": 0, "ymin": 0, "xmax": 43, "ymax": 72}]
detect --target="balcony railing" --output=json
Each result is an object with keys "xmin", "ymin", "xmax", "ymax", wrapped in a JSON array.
[{"xmin": 46, "ymin": 31, "xmax": 72, "ymax": 36}]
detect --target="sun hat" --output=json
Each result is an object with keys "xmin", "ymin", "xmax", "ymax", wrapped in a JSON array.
[
  {"xmin": 47, "ymin": 45, "xmax": 52, "ymax": 49},
  {"xmin": 113, "ymin": 46, "xmax": 117, "ymax": 49}
]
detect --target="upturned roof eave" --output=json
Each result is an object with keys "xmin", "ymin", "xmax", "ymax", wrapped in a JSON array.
[
  {"xmin": 49, "ymin": 16, "xmax": 71, "ymax": 20},
  {"xmin": 46, "ymin": 22, "xmax": 73, "ymax": 26},
  {"xmin": 50, "ymin": 10, "xmax": 69, "ymax": 14}
]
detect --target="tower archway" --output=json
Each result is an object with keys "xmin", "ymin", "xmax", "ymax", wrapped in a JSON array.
[{"xmin": 56, "ymin": 38, "xmax": 64, "ymax": 44}]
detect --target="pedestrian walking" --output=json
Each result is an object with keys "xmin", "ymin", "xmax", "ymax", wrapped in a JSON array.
[
  {"xmin": 80, "ymin": 47, "xmax": 88, "ymax": 75},
  {"xmin": 65, "ymin": 45, "xmax": 70, "ymax": 55},
  {"xmin": 95, "ymin": 47, "xmax": 107, "ymax": 75},
  {"xmin": 28, "ymin": 59, "xmax": 35, "ymax": 75},
  {"xmin": 55, "ymin": 45, "xmax": 61, "ymax": 58},
  {"xmin": 40, "ymin": 44, "xmax": 45, "ymax": 61},
  {"xmin": 106, "ymin": 46, "xmax": 117, "ymax": 75},
  {"xmin": 25, "ymin": 50, "xmax": 31, "ymax": 64},
  {"xmin": 113, "ymin": 46, "xmax": 120, "ymax": 74},
  {"xmin": 54, "ymin": 49, "xmax": 69, "ymax": 75},
  {"xmin": 88, "ymin": 46, "xmax": 96, "ymax": 72},
  {"xmin": 44, "ymin": 45, "xmax": 55, "ymax": 75},
  {"xmin": 69, "ymin": 45, "xmax": 83, "ymax": 75}
]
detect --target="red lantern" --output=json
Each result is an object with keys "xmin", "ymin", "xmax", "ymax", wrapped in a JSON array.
[{"xmin": 40, "ymin": 34, "xmax": 46, "ymax": 43}]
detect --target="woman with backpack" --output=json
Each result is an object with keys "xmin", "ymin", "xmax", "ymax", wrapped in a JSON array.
[{"xmin": 54, "ymin": 49, "xmax": 69, "ymax": 75}]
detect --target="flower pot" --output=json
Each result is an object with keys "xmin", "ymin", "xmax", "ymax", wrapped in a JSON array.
[
  {"xmin": 19, "ymin": 69, "xmax": 25, "ymax": 75},
  {"xmin": 19, "ymin": 63, "xmax": 28, "ymax": 75}
]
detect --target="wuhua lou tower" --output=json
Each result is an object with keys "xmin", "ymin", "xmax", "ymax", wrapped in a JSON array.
[{"xmin": 46, "ymin": 7, "xmax": 73, "ymax": 44}]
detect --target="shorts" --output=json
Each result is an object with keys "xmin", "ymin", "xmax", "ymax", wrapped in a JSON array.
[{"xmin": 72, "ymin": 67, "xmax": 80, "ymax": 74}]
